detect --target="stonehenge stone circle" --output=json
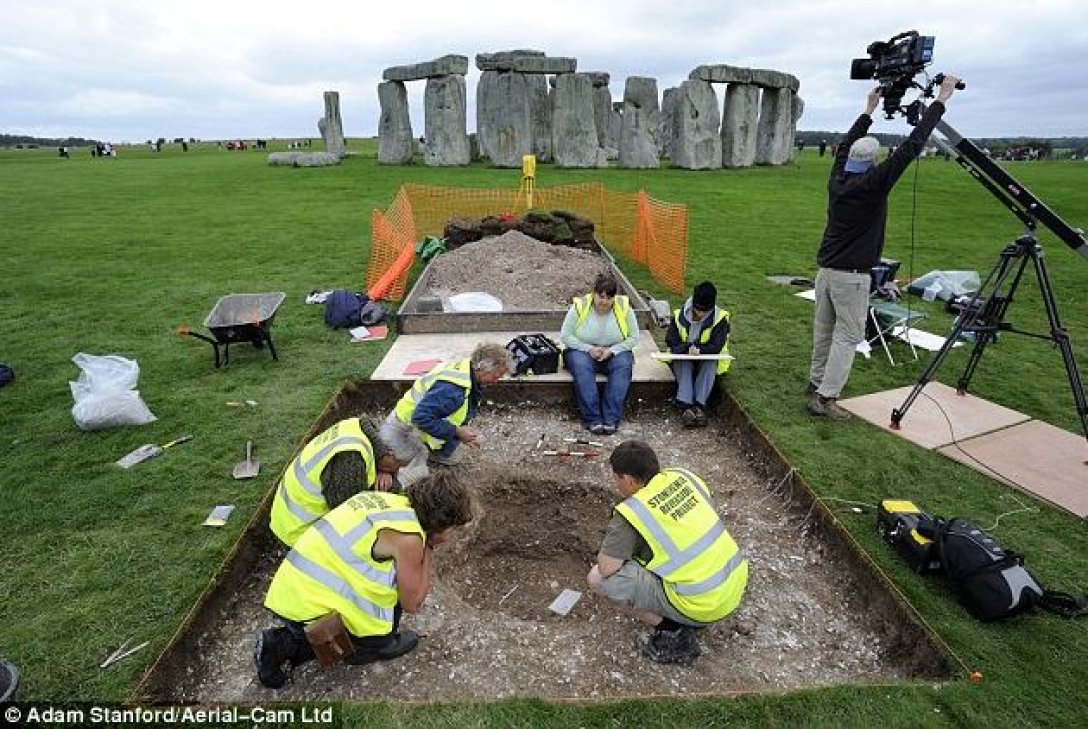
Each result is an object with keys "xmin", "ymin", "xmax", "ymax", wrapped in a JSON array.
[{"xmin": 376, "ymin": 52, "xmax": 802, "ymax": 169}]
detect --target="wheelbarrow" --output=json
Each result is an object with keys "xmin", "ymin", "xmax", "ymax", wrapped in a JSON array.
[{"xmin": 178, "ymin": 292, "xmax": 286, "ymax": 368}]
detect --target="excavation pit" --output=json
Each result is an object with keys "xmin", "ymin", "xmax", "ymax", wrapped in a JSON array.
[{"xmin": 139, "ymin": 382, "xmax": 953, "ymax": 703}]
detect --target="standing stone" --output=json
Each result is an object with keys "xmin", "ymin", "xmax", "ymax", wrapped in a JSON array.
[
  {"xmin": 318, "ymin": 91, "xmax": 345, "ymax": 159},
  {"xmin": 661, "ymin": 87, "xmax": 679, "ymax": 159},
  {"xmin": 529, "ymin": 75, "xmax": 553, "ymax": 163},
  {"xmin": 476, "ymin": 70, "xmax": 499, "ymax": 161},
  {"xmin": 608, "ymin": 101, "xmax": 623, "ymax": 154},
  {"xmin": 721, "ymin": 84, "xmax": 759, "ymax": 168},
  {"xmin": 672, "ymin": 79, "xmax": 721, "ymax": 170},
  {"xmin": 552, "ymin": 73, "xmax": 600, "ymax": 168},
  {"xmin": 478, "ymin": 71, "xmax": 533, "ymax": 167},
  {"xmin": 586, "ymin": 73, "xmax": 612, "ymax": 149},
  {"xmin": 377, "ymin": 81, "xmax": 414, "ymax": 165},
  {"xmin": 790, "ymin": 95, "xmax": 805, "ymax": 160},
  {"xmin": 424, "ymin": 74, "xmax": 470, "ymax": 166},
  {"xmin": 618, "ymin": 76, "xmax": 660, "ymax": 169},
  {"xmin": 755, "ymin": 87, "xmax": 794, "ymax": 165}
]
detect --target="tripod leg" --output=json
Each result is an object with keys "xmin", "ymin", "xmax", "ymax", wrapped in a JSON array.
[
  {"xmin": 1033, "ymin": 252, "xmax": 1088, "ymax": 441},
  {"xmin": 890, "ymin": 310, "xmax": 971, "ymax": 428},
  {"xmin": 891, "ymin": 247, "xmax": 1017, "ymax": 429}
]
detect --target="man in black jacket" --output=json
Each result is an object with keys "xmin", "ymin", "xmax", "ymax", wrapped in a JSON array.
[{"xmin": 807, "ymin": 75, "xmax": 961, "ymax": 419}]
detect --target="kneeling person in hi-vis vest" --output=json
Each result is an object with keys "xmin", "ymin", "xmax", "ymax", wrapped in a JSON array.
[
  {"xmin": 255, "ymin": 471, "xmax": 474, "ymax": 688},
  {"xmin": 380, "ymin": 343, "xmax": 512, "ymax": 487},
  {"xmin": 270, "ymin": 416, "xmax": 403, "ymax": 548},
  {"xmin": 587, "ymin": 440, "xmax": 748, "ymax": 664}
]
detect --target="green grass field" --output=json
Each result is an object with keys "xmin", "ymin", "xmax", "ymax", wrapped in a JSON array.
[{"xmin": 2, "ymin": 140, "xmax": 1087, "ymax": 727}]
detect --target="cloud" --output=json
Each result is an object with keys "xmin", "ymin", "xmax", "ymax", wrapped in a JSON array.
[{"xmin": 2, "ymin": 0, "xmax": 1086, "ymax": 140}]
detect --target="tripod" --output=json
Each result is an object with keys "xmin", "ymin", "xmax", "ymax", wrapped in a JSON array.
[{"xmin": 887, "ymin": 112, "xmax": 1088, "ymax": 442}]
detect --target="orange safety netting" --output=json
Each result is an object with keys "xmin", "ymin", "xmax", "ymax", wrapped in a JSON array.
[{"xmin": 365, "ymin": 182, "xmax": 687, "ymax": 301}]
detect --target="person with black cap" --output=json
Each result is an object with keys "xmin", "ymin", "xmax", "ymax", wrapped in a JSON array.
[
  {"xmin": 808, "ymin": 74, "xmax": 961, "ymax": 420},
  {"xmin": 665, "ymin": 281, "xmax": 731, "ymax": 427}
]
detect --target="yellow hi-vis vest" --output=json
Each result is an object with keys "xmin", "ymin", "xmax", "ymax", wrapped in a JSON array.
[
  {"xmin": 264, "ymin": 491, "xmax": 423, "ymax": 637},
  {"xmin": 673, "ymin": 307, "xmax": 732, "ymax": 374},
  {"xmin": 615, "ymin": 468, "xmax": 747, "ymax": 622},
  {"xmin": 573, "ymin": 293, "xmax": 631, "ymax": 340},
  {"xmin": 270, "ymin": 418, "xmax": 377, "ymax": 547},
  {"xmin": 393, "ymin": 358, "xmax": 472, "ymax": 450}
]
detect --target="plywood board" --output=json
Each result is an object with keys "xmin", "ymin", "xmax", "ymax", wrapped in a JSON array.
[
  {"xmin": 370, "ymin": 331, "xmax": 674, "ymax": 383},
  {"xmin": 938, "ymin": 420, "xmax": 1088, "ymax": 517},
  {"xmin": 838, "ymin": 382, "xmax": 1030, "ymax": 450}
]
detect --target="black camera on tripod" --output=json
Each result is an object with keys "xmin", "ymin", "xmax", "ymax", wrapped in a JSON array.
[{"xmin": 851, "ymin": 31, "xmax": 936, "ymax": 118}]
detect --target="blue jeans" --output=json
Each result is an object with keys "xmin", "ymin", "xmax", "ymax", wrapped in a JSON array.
[
  {"xmin": 672, "ymin": 360, "xmax": 717, "ymax": 407},
  {"xmin": 564, "ymin": 349, "xmax": 634, "ymax": 428}
]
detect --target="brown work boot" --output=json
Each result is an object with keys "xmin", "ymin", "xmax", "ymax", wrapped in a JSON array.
[{"xmin": 807, "ymin": 394, "xmax": 852, "ymax": 421}]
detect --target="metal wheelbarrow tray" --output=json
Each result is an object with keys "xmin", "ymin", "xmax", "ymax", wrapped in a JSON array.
[{"xmin": 180, "ymin": 292, "xmax": 286, "ymax": 368}]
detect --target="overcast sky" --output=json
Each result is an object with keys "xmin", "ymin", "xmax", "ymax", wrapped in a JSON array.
[{"xmin": 3, "ymin": 0, "xmax": 1086, "ymax": 142}]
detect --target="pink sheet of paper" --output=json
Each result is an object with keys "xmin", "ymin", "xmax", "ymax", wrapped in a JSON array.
[
  {"xmin": 351, "ymin": 324, "xmax": 388, "ymax": 342},
  {"xmin": 403, "ymin": 358, "xmax": 442, "ymax": 376}
]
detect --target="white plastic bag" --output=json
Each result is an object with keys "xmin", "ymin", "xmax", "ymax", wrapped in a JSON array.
[
  {"xmin": 909, "ymin": 270, "xmax": 981, "ymax": 301},
  {"xmin": 69, "ymin": 353, "xmax": 157, "ymax": 431},
  {"xmin": 443, "ymin": 292, "xmax": 504, "ymax": 313}
]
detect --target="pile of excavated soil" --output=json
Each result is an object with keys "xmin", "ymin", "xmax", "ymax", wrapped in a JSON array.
[
  {"xmin": 174, "ymin": 400, "xmax": 943, "ymax": 703},
  {"xmin": 424, "ymin": 230, "xmax": 609, "ymax": 310}
]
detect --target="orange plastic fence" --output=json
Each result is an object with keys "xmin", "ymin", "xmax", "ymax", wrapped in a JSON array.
[{"xmin": 365, "ymin": 182, "xmax": 688, "ymax": 301}]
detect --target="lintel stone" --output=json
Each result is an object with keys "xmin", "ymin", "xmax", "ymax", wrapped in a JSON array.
[{"xmin": 383, "ymin": 54, "xmax": 469, "ymax": 82}]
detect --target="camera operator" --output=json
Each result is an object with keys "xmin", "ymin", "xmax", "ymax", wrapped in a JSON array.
[{"xmin": 807, "ymin": 74, "xmax": 961, "ymax": 420}]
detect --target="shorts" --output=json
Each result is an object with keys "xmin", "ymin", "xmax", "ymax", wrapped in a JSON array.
[{"xmin": 598, "ymin": 561, "xmax": 710, "ymax": 628}]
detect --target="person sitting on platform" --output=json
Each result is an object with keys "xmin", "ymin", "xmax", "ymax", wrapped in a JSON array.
[
  {"xmin": 664, "ymin": 281, "xmax": 731, "ymax": 428},
  {"xmin": 560, "ymin": 272, "xmax": 640, "ymax": 436}
]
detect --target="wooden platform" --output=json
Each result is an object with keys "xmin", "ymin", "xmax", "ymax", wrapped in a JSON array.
[
  {"xmin": 840, "ymin": 383, "xmax": 1088, "ymax": 517},
  {"xmin": 370, "ymin": 330, "xmax": 674, "ymax": 383}
]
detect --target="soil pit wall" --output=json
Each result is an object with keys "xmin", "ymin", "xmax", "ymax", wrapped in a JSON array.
[{"xmin": 139, "ymin": 381, "xmax": 952, "ymax": 702}]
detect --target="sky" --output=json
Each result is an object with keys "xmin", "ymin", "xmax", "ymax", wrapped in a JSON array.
[{"xmin": 2, "ymin": 0, "xmax": 1087, "ymax": 143}]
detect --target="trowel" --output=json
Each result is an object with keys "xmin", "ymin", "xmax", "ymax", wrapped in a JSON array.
[
  {"xmin": 232, "ymin": 441, "xmax": 260, "ymax": 479},
  {"xmin": 116, "ymin": 435, "xmax": 193, "ymax": 469}
]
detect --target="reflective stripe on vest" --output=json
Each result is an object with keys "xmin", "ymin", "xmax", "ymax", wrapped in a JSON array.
[
  {"xmin": 270, "ymin": 418, "xmax": 376, "ymax": 547},
  {"xmin": 393, "ymin": 359, "xmax": 472, "ymax": 450},
  {"xmin": 573, "ymin": 293, "xmax": 631, "ymax": 340},
  {"xmin": 615, "ymin": 469, "xmax": 747, "ymax": 622},
  {"xmin": 673, "ymin": 307, "xmax": 731, "ymax": 374},
  {"xmin": 264, "ymin": 492, "xmax": 423, "ymax": 636}
]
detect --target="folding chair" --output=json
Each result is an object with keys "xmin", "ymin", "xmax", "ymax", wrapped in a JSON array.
[{"xmin": 867, "ymin": 299, "xmax": 926, "ymax": 365}]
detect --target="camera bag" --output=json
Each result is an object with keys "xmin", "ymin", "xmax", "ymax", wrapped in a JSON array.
[
  {"xmin": 506, "ymin": 334, "xmax": 560, "ymax": 376},
  {"xmin": 935, "ymin": 517, "xmax": 1088, "ymax": 622}
]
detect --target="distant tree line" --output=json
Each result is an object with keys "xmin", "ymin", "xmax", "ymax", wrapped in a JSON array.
[
  {"xmin": 796, "ymin": 130, "xmax": 1088, "ymax": 159},
  {"xmin": 1, "ymin": 133, "xmax": 98, "ymax": 148}
]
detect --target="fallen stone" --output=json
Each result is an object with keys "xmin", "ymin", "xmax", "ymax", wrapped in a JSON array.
[{"xmin": 267, "ymin": 152, "xmax": 341, "ymax": 167}]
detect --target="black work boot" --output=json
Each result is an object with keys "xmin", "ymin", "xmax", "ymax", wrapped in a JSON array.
[
  {"xmin": 347, "ymin": 629, "xmax": 420, "ymax": 665},
  {"xmin": 638, "ymin": 626, "xmax": 701, "ymax": 665},
  {"xmin": 254, "ymin": 628, "xmax": 293, "ymax": 688}
]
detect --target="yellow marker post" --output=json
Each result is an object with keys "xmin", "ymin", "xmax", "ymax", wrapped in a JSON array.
[{"xmin": 519, "ymin": 154, "xmax": 537, "ymax": 210}]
